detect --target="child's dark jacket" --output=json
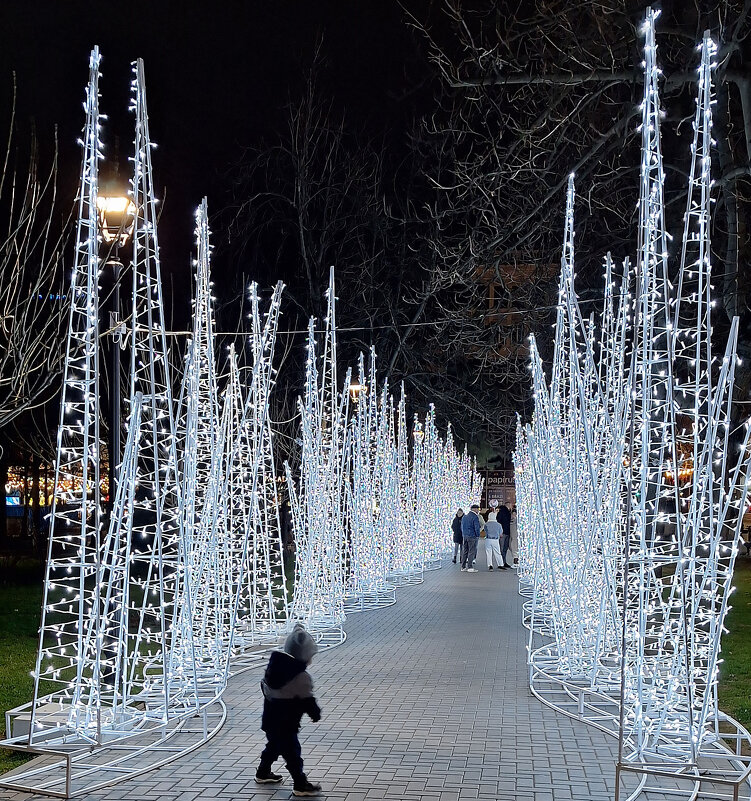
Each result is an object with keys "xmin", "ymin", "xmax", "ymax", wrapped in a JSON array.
[{"xmin": 261, "ymin": 650, "xmax": 321, "ymax": 733}]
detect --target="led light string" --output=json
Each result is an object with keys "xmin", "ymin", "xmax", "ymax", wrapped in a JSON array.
[
  {"xmin": 8, "ymin": 45, "xmax": 480, "ymax": 797},
  {"xmin": 515, "ymin": 11, "xmax": 751, "ymax": 797}
]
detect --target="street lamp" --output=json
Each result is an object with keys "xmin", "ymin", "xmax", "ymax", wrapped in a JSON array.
[
  {"xmin": 348, "ymin": 381, "xmax": 367, "ymax": 403},
  {"xmin": 96, "ymin": 196, "xmax": 136, "ymax": 246},
  {"xmin": 97, "ymin": 194, "xmax": 136, "ymax": 511}
]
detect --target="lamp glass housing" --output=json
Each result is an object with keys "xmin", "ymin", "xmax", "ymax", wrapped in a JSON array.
[{"xmin": 97, "ymin": 196, "xmax": 136, "ymax": 246}]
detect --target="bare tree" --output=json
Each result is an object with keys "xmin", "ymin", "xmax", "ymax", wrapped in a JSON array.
[
  {"xmin": 0, "ymin": 88, "xmax": 72, "ymax": 547},
  {"xmin": 0, "ymin": 112, "xmax": 70, "ymax": 460},
  {"xmin": 226, "ymin": 49, "xmax": 428, "ymax": 461},
  {"xmin": 401, "ymin": 0, "xmax": 751, "ymax": 456},
  {"xmin": 226, "ymin": 32, "xmax": 564, "ymax": 456}
]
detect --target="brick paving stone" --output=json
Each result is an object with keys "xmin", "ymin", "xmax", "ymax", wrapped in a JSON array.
[{"xmin": 0, "ymin": 558, "xmax": 676, "ymax": 801}]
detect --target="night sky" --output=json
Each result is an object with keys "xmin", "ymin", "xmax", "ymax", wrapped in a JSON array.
[{"xmin": 0, "ymin": 1, "xmax": 430, "ymax": 286}]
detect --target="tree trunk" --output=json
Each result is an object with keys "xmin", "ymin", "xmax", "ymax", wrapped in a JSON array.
[
  {"xmin": 0, "ymin": 457, "xmax": 7, "ymax": 546},
  {"xmin": 32, "ymin": 457, "xmax": 41, "ymax": 553},
  {"xmin": 21, "ymin": 457, "xmax": 28, "ymax": 543}
]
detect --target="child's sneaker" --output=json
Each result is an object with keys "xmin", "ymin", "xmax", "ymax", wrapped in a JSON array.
[
  {"xmin": 255, "ymin": 769, "xmax": 283, "ymax": 784},
  {"xmin": 293, "ymin": 778, "xmax": 322, "ymax": 796}
]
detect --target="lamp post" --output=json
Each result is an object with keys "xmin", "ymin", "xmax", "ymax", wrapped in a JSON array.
[
  {"xmin": 96, "ymin": 195, "xmax": 135, "ymax": 511},
  {"xmin": 348, "ymin": 381, "xmax": 366, "ymax": 404}
]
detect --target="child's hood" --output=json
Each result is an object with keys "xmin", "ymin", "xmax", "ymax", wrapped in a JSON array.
[{"xmin": 264, "ymin": 650, "xmax": 308, "ymax": 690}]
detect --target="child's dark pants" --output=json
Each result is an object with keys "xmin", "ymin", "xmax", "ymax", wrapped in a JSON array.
[{"xmin": 259, "ymin": 728, "xmax": 304, "ymax": 782}]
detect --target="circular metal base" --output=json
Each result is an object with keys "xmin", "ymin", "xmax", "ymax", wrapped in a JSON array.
[
  {"xmin": 0, "ymin": 696, "xmax": 227, "ymax": 798},
  {"xmin": 343, "ymin": 585, "xmax": 397, "ymax": 613},
  {"xmin": 528, "ymin": 643, "xmax": 751, "ymax": 800},
  {"xmin": 387, "ymin": 569, "xmax": 424, "ymax": 587},
  {"xmin": 309, "ymin": 624, "xmax": 347, "ymax": 648}
]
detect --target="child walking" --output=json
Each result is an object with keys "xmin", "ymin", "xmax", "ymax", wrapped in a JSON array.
[{"xmin": 255, "ymin": 623, "xmax": 322, "ymax": 796}]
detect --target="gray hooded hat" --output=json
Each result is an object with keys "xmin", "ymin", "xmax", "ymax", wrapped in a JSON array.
[{"xmin": 284, "ymin": 623, "xmax": 319, "ymax": 663}]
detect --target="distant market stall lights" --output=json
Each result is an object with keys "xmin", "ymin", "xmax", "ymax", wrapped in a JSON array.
[{"xmin": 5, "ymin": 468, "xmax": 109, "ymax": 503}]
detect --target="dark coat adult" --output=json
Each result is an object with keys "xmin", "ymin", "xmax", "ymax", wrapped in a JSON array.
[
  {"xmin": 451, "ymin": 515, "xmax": 464, "ymax": 544},
  {"xmin": 497, "ymin": 505, "xmax": 511, "ymax": 537}
]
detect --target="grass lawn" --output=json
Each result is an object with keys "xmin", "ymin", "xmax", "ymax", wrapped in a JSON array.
[
  {"xmin": 0, "ymin": 556, "xmax": 295, "ymax": 777},
  {"xmin": 0, "ymin": 577, "xmax": 42, "ymax": 774},
  {"xmin": 718, "ymin": 557, "xmax": 751, "ymax": 731}
]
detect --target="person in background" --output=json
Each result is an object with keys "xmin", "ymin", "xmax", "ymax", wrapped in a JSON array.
[
  {"xmin": 483, "ymin": 510, "xmax": 504, "ymax": 570},
  {"xmin": 497, "ymin": 503, "xmax": 512, "ymax": 569},
  {"xmin": 451, "ymin": 508, "xmax": 464, "ymax": 564},
  {"xmin": 509, "ymin": 505, "xmax": 518, "ymax": 567},
  {"xmin": 461, "ymin": 503, "xmax": 482, "ymax": 572}
]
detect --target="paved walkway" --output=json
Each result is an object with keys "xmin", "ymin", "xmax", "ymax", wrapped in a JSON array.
[{"xmin": 2, "ymin": 551, "xmax": 623, "ymax": 801}]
